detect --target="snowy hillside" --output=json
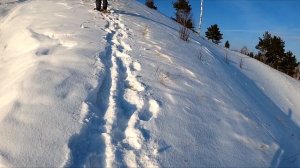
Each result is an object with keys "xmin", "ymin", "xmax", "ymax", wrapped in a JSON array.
[{"xmin": 1, "ymin": 0, "xmax": 300, "ymax": 167}]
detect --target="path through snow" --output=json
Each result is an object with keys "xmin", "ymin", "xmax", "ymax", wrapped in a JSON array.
[
  {"xmin": 68, "ymin": 6, "xmax": 160, "ymax": 168},
  {"xmin": 2, "ymin": 0, "xmax": 300, "ymax": 167}
]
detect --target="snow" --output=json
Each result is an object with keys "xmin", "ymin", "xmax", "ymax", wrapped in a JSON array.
[
  {"xmin": 0, "ymin": 0, "xmax": 300, "ymax": 167},
  {"xmin": 0, "ymin": 0, "xmax": 107, "ymax": 166}
]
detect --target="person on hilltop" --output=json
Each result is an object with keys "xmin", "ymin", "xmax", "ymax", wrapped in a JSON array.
[{"xmin": 95, "ymin": 0, "xmax": 108, "ymax": 11}]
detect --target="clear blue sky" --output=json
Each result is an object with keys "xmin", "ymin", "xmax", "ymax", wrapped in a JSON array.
[{"xmin": 138, "ymin": 0, "xmax": 300, "ymax": 60}]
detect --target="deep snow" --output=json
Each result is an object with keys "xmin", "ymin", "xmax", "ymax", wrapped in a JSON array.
[{"xmin": 0, "ymin": 0, "xmax": 300, "ymax": 167}]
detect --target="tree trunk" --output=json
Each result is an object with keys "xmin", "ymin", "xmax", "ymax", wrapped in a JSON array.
[{"xmin": 198, "ymin": 0, "xmax": 204, "ymax": 35}]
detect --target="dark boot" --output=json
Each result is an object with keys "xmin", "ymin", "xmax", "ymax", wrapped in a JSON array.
[
  {"xmin": 102, "ymin": 0, "xmax": 108, "ymax": 10},
  {"xmin": 95, "ymin": 0, "xmax": 101, "ymax": 11}
]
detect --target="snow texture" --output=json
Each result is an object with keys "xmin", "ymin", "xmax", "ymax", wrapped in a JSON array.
[{"xmin": 0, "ymin": 0, "xmax": 300, "ymax": 167}]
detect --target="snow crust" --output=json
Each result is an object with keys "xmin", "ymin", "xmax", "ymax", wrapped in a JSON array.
[{"xmin": 0, "ymin": 0, "xmax": 300, "ymax": 167}]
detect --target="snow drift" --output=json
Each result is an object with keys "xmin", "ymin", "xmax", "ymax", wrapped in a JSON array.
[{"xmin": 0, "ymin": 0, "xmax": 300, "ymax": 167}]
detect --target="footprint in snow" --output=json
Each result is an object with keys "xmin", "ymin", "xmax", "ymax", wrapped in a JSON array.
[
  {"xmin": 131, "ymin": 61, "xmax": 141, "ymax": 72},
  {"xmin": 138, "ymin": 99, "xmax": 160, "ymax": 121},
  {"xmin": 120, "ymin": 41, "xmax": 132, "ymax": 51},
  {"xmin": 35, "ymin": 48, "xmax": 50, "ymax": 56}
]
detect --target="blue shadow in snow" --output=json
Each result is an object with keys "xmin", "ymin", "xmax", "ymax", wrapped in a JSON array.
[{"xmin": 203, "ymin": 42, "xmax": 300, "ymax": 167}]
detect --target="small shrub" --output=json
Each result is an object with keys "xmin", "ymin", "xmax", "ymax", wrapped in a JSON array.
[
  {"xmin": 225, "ymin": 40, "xmax": 230, "ymax": 48},
  {"xmin": 178, "ymin": 12, "xmax": 191, "ymax": 41},
  {"xmin": 155, "ymin": 66, "xmax": 170, "ymax": 87},
  {"xmin": 197, "ymin": 45, "xmax": 204, "ymax": 62},
  {"xmin": 240, "ymin": 58, "xmax": 244, "ymax": 69},
  {"xmin": 179, "ymin": 26, "xmax": 190, "ymax": 41},
  {"xmin": 225, "ymin": 51, "xmax": 229, "ymax": 64},
  {"xmin": 142, "ymin": 25, "xmax": 150, "ymax": 37},
  {"xmin": 146, "ymin": 0, "xmax": 157, "ymax": 10},
  {"xmin": 198, "ymin": 49, "xmax": 203, "ymax": 61}
]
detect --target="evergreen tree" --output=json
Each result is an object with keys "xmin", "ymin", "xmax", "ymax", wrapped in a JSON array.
[
  {"xmin": 255, "ymin": 52, "xmax": 263, "ymax": 61},
  {"xmin": 281, "ymin": 51, "xmax": 298, "ymax": 76},
  {"xmin": 173, "ymin": 0, "xmax": 194, "ymax": 29},
  {"xmin": 224, "ymin": 40, "xmax": 230, "ymax": 48},
  {"xmin": 256, "ymin": 31, "xmax": 299, "ymax": 77},
  {"xmin": 248, "ymin": 52, "xmax": 254, "ymax": 58},
  {"xmin": 256, "ymin": 31, "xmax": 285, "ymax": 68},
  {"xmin": 294, "ymin": 63, "xmax": 300, "ymax": 80},
  {"xmin": 205, "ymin": 24, "xmax": 223, "ymax": 44},
  {"xmin": 145, "ymin": 0, "xmax": 157, "ymax": 10}
]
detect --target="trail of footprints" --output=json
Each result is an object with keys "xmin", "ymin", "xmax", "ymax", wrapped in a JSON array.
[{"xmin": 99, "ymin": 11, "xmax": 160, "ymax": 167}]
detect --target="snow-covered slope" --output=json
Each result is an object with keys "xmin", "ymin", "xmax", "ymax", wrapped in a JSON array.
[{"xmin": 0, "ymin": 0, "xmax": 300, "ymax": 167}]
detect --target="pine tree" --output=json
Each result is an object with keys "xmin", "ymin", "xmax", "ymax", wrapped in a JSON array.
[
  {"xmin": 256, "ymin": 31, "xmax": 285, "ymax": 68},
  {"xmin": 294, "ymin": 63, "xmax": 300, "ymax": 80},
  {"xmin": 224, "ymin": 40, "xmax": 230, "ymax": 48},
  {"xmin": 145, "ymin": 0, "xmax": 157, "ymax": 10},
  {"xmin": 249, "ymin": 52, "xmax": 254, "ymax": 58},
  {"xmin": 173, "ymin": 0, "xmax": 194, "ymax": 29},
  {"xmin": 281, "ymin": 51, "xmax": 298, "ymax": 76},
  {"xmin": 256, "ymin": 31, "xmax": 299, "ymax": 77},
  {"xmin": 205, "ymin": 24, "xmax": 223, "ymax": 44}
]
